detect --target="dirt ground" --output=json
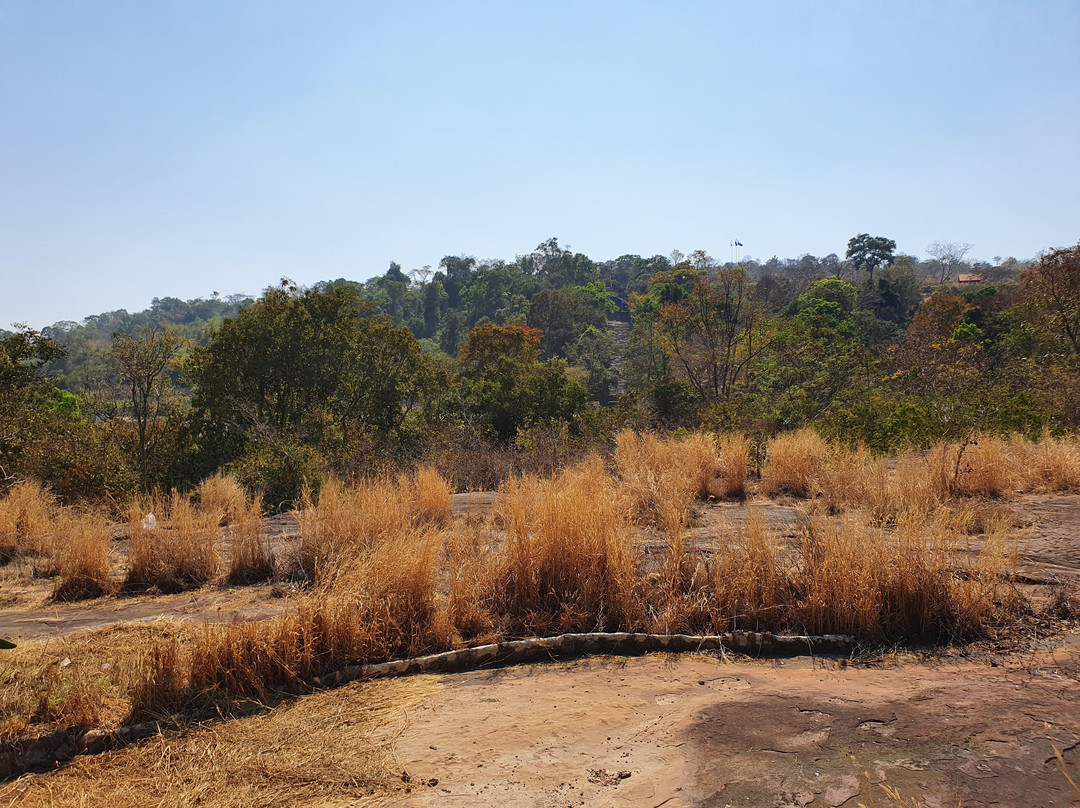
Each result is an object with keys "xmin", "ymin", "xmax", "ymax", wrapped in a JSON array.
[{"xmin": 372, "ymin": 645, "xmax": 1080, "ymax": 808}]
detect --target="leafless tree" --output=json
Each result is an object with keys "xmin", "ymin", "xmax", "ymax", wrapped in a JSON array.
[{"xmin": 926, "ymin": 241, "xmax": 974, "ymax": 285}]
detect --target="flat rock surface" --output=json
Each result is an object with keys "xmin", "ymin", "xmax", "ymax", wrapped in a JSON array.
[{"xmin": 374, "ymin": 645, "xmax": 1080, "ymax": 808}]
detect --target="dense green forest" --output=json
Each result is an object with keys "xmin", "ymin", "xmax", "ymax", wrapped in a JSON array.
[{"xmin": 2, "ymin": 236, "xmax": 1078, "ymax": 506}]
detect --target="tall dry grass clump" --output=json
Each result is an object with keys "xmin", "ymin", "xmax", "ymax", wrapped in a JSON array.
[
  {"xmin": 762, "ymin": 428, "xmax": 829, "ymax": 497},
  {"xmin": 0, "ymin": 479, "xmax": 56, "ymax": 560},
  {"xmin": 1012, "ymin": 430, "xmax": 1080, "ymax": 492},
  {"xmin": 928, "ymin": 435, "xmax": 1019, "ymax": 499},
  {"xmin": 711, "ymin": 433, "xmax": 750, "ymax": 499},
  {"xmin": 227, "ymin": 497, "xmax": 274, "ymax": 584},
  {"xmin": 794, "ymin": 510, "xmax": 1017, "ymax": 639},
  {"xmin": 196, "ymin": 472, "xmax": 250, "ymax": 525},
  {"xmin": 52, "ymin": 511, "xmax": 115, "ymax": 600},
  {"xmin": 614, "ymin": 430, "xmax": 719, "ymax": 527},
  {"xmin": 412, "ymin": 464, "xmax": 452, "ymax": 525},
  {"xmin": 296, "ymin": 467, "xmax": 452, "ymax": 584},
  {"xmin": 708, "ymin": 510, "xmax": 790, "ymax": 632},
  {"xmin": 812, "ymin": 443, "xmax": 877, "ymax": 514},
  {"xmin": 135, "ymin": 532, "xmax": 446, "ymax": 710},
  {"xmin": 125, "ymin": 490, "xmax": 219, "ymax": 593},
  {"xmin": 489, "ymin": 457, "xmax": 641, "ymax": 633}
]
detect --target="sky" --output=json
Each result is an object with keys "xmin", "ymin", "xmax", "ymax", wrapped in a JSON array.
[{"xmin": 1, "ymin": 1, "xmax": 1078, "ymax": 329}]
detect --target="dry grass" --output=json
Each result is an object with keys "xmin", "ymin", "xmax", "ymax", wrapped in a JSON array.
[
  {"xmin": 762, "ymin": 428, "xmax": 829, "ymax": 497},
  {"xmin": 125, "ymin": 491, "xmax": 219, "ymax": 593},
  {"xmin": 296, "ymin": 468, "xmax": 452, "ymax": 584},
  {"xmin": 226, "ymin": 497, "xmax": 274, "ymax": 585},
  {"xmin": 51, "ymin": 511, "xmax": 115, "ymax": 601},
  {"xmin": 614, "ymin": 430, "xmax": 718, "ymax": 529},
  {"xmin": 1012, "ymin": 429, "xmax": 1080, "ymax": 492},
  {"xmin": 711, "ymin": 433, "xmax": 750, "ymax": 499},
  {"xmin": 3, "ymin": 431, "xmax": 1061, "ymax": 743},
  {"xmin": 0, "ymin": 625, "xmax": 185, "ymax": 740},
  {"xmin": 487, "ymin": 457, "xmax": 641, "ymax": 634},
  {"xmin": 1, "ymin": 676, "xmax": 436, "ymax": 808},
  {"xmin": 0, "ymin": 480, "xmax": 56, "ymax": 560},
  {"xmin": 196, "ymin": 472, "xmax": 250, "ymax": 526}
]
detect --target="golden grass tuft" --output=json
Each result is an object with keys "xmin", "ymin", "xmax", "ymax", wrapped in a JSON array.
[
  {"xmin": 125, "ymin": 490, "xmax": 219, "ymax": 593},
  {"xmin": 1012, "ymin": 429, "xmax": 1080, "ymax": 492},
  {"xmin": 226, "ymin": 496, "xmax": 274, "ymax": 584},
  {"xmin": 928, "ymin": 435, "xmax": 1019, "ymax": 499},
  {"xmin": 711, "ymin": 433, "xmax": 750, "ymax": 499},
  {"xmin": 296, "ymin": 468, "xmax": 453, "ymax": 584},
  {"xmin": 762, "ymin": 428, "xmax": 829, "ymax": 497},
  {"xmin": 708, "ymin": 509, "xmax": 790, "ymax": 632},
  {"xmin": 489, "ymin": 456, "xmax": 641, "ymax": 634},
  {"xmin": 0, "ymin": 479, "xmax": 56, "ymax": 559},
  {"xmin": 52, "ymin": 511, "xmax": 115, "ymax": 601},
  {"xmin": 614, "ymin": 429, "xmax": 719, "ymax": 528},
  {"xmin": 412, "ymin": 463, "xmax": 453, "ymax": 525},
  {"xmin": 196, "ymin": 472, "xmax": 250, "ymax": 525}
]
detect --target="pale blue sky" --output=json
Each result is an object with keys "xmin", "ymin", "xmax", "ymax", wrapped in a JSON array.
[{"xmin": 2, "ymin": 1, "xmax": 1078, "ymax": 328}]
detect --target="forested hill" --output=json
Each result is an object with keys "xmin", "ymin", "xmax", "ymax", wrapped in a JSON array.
[
  {"xmin": 3, "ymin": 234, "xmax": 1076, "ymax": 504},
  {"xmin": 34, "ymin": 237, "xmax": 1025, "ymax": 395}
]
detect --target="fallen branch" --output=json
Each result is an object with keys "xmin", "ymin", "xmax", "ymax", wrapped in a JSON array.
[{"xmin": 0, "ymin": 630, "xmax": 853, "ymax": 780}]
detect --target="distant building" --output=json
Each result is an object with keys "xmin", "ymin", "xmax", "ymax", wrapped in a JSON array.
[{"xmin": 957, "ymin": 273, "xmax": 987, "ymax": 284}]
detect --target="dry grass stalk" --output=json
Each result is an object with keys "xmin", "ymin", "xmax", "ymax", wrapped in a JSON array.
[
  {"xmin": 491, "ymin": 456, "xmax": 641, "ymax": 633},
  {"xmin": 125, "ymin": 490, "xmax": 219, "ymax": 593},
  {"xmin": 227, "ymin": 497, "xmax": 274, "ymax": 585},
  {"xmin": 1, "ymin": 677, "xmax": 435, "ymax": 808},
  {"xmin": 1013, "ymin": 429, "xmax": 1080, "ymax": 492},
  {"xmin": 709, "ymin": 509, "xmax": 789, "ymax": 632},
  {"xmin": 0, "ymin": 479, "xmax": 56, "ymax": 560},
  {"xmin": 296, "ymin": 468, "xmax": 451, "ymax": 584},
  {"xmin": 412, "ymin": 464, "xmax": 452, "ymax": 525},
  {"xmin": 710, "ymin": 433, "xmax": 750, "ymax": 499},
  {"xmin": 196, "ymin": 472, "xmax": 249, "ymax": 525},
  {"xmin": 614, "ymin": 430, "xmax": 718, "ymax": 526},
  {"xmin": 762, "ymin": 428, "xmax": 829, "ymax": 497},
  {"xmin": 52, "ymin": 511, "xmax": 115, "ymax": 600},
  {"xmin": 927, "ymin": 435, "xmax": 1019, "ymax": 499}
]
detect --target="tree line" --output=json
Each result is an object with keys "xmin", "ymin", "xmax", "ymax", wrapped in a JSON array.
[{"xmin": 2, "ymin": 236, "xmax": 1077, "ymax": 504}]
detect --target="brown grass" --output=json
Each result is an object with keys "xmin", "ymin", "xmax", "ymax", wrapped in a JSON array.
[
  {"xmin": 614, "ymin": 430, "xmax": 718, "ymax": 528},
  {"xmin": 762, "ymin": 428, "xmax": 829, "ymax": 497},
  {"xmin": 2, "ymin": 431, "xmax": 1058, "ymax": 742},
  {"xmin": 296, "ymin": 468, "xmax": 453, "ymax": 584},
  {"xmin": 196, "ymin": 472, "xmax": 250, "ymax": 525},
  {"xmin": 125, "ymin": 490, "xmax": 219, "ymax": 593},
  {"xmin": 487, "ymin": 457, "xmax": 641, "ymax": 634},
  {"xmin": 0, "ymin": 479, "xmax": 56, "ymax": 560},
  {"xmin": 226, "ymin": 497, "xmax": 274, "ymax": 585},
  {"xmin": 711, "ymin": 433, "xmax": 750, "ymax": 499},
  {"xmin": 1, "ymin": 676, "xmax": 436, "ymax": 808},
  {"xmin": 52, "ymin": 511, "xmax": 115, "ymax": 601}
]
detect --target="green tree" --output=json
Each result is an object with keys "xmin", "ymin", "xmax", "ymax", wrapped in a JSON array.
[
  {"xmin": 846, "ymin": 234, "xmax": 896, "ymax": 282},
  {"xmin": 455, "ymin": 323, "xmax": 587, "ymax": 441},
  {"xmin": 655, "ymin": 267, "xmax": 767, "ymax": 404},
  {"xmin": 110, "ymin": 327, "xmax": 187, "ymax": 483},
  {"xmin": 0, "ymin": 328, "xmax": 66, "ymax": 482},
  {"xmin": 1023, "ymin": 242, "xmax": 1080, "ymax": 371}
]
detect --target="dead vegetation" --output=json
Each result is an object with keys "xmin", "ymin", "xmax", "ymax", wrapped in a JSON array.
[{"xmin": 3, "ymin": 430, "xmax": 1080, "ymax": 744}]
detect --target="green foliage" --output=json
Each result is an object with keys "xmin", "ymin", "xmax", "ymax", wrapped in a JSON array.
[
  {"xmin": 455, "ymin": 323, "xmax": 588, "ymax": 441},
  {"xmin": 846, "ymin": 233, "xmax": 896, "ymax": 281}
]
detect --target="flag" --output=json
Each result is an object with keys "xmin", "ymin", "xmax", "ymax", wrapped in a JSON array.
[{"xmin": 735, "ymin": 240, "xmax": 743, "ymax": 247}]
